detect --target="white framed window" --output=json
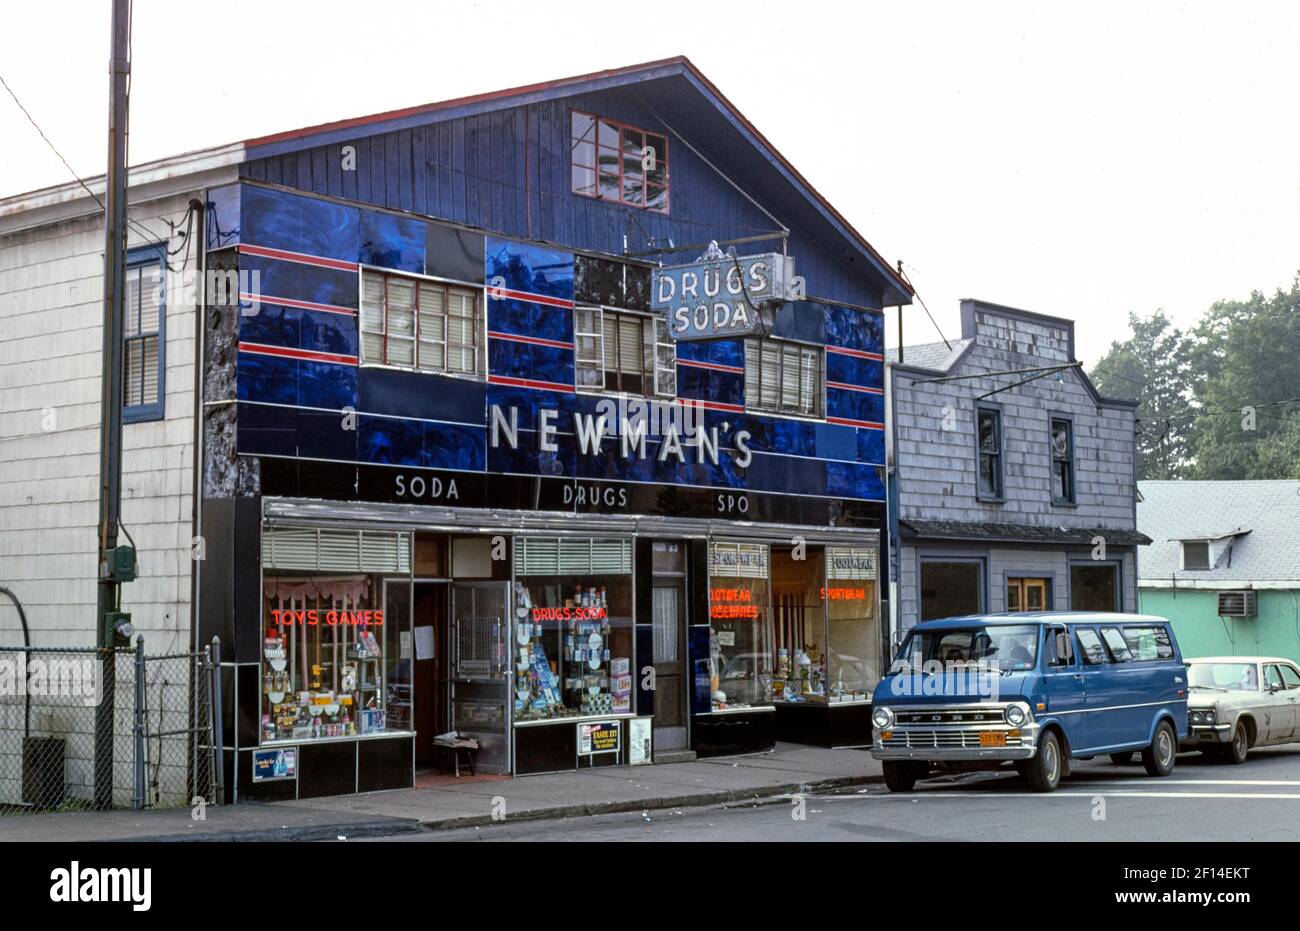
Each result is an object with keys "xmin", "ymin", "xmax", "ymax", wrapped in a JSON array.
[
  {"xmin": 360, "ymin": 269, "xmax": 481, "ymax": 376},
  {"xmin": 574, "ymin": 305, "xmax": 675, "ymax": 397},
  {"xmin": 743, "ymin": 337, "xmax": 822, "ymax": 417}
]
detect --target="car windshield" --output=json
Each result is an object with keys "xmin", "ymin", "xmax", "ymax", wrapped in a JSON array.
[
  {"xmin": 1188, "ymin": 663, "xmax": 1258, "ymax": 691},
  {"xmin": 891, "ymin": 624, "xmax": 1039, "ymax": 673}
]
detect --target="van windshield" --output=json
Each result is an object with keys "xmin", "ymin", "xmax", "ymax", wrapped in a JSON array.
[{"xmin": 891, "ymin": 625, "xmax": 1039, "ymax": 673}]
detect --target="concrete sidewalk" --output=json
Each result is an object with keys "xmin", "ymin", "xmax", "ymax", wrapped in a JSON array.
[{"xmin": 0, "ymin": 743, "xmax": 881, "ymax": 842}]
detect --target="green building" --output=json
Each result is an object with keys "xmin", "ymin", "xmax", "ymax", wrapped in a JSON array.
[{"xmin": 1137, "ymin": 480, "xmax": 1300, "ymax": 664}]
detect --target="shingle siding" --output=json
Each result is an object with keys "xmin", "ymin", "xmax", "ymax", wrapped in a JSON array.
[
  {"xmin": 0, "ymin": 197, "xmax": 198, "ymax": 651},
  {"xmin": 890, "ymin": 300, "xmax": 1142, "ymax": 634}
]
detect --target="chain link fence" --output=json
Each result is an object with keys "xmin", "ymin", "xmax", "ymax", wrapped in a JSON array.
[{"xmin": 0, "ymin": 639, "xmax": 222, "ymax": 815}]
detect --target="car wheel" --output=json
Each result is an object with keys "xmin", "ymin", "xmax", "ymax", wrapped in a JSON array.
[
  {"xmin": 1142, "ymin": 720, "xmax": 1177, "ymax": 777},
  {"xmin": 882, "ymin": 760, "xmax": 923, "ymax": 792},
  {"xmin": 1109, "ymin": 751, "xmax": 1135, "ymax": 765},
  {"xmin": 1027, "ymin": 731, "xmax": 1062, "ymax": 792},
  {"xmin": 1218, "ymin": 722, "xmax": 1249, "ymax": 765}
]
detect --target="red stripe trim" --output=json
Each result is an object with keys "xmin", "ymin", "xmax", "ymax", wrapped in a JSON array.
[
  {"xmin": 239, "ymin": 342, "xmax": 359, "ymax": 366},
  {"xmin": 489, "ymin": 287, "xmax": 574, "ymax": 309},
  {"xmin": 241, "ymin": 293, "xmax": 357, "ymax": 317},
  {"xmin": 488, "ymin": 331, "xmax": 575, "ymax": 350},
  {"xmin": 827, "ymin": 416, "xmax": 884, "ymax": 429},
  {"xmin": 826, "ymin": 381, "xmax": 884, "ymax": 395},
  {"xmin": 488, "ymin": 374, "xmax": 575, "ymax": 394},
  {"xmin": 826, "ymin": 346, "xmax": 885, "ymax": 361},
  {"xmin": 674, "ymin": 397, "xmax": 744, "ymax": 413},
  {"xmin": 238, "ymin": 243, "xmax": 359, "ymax": 272},
  {"xmin": 676, "ymin": 358, "xmax": 745, "ymax": 375}
]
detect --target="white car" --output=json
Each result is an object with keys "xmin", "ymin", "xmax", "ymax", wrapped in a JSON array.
[{"xmin": 1182, "ymin": 657, "xmax": 1300, "ymax": 763}]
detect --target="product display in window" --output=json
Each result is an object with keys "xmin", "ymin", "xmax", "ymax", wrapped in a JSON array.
[
  {"xmin": 771, "ymin": 548, "xmax": 827, "ymax": 703},
  {"xmin": 825, "ymin": 546, "xmax": 880, "ymax": 702},
  {"xmin": 708, "ymin": 542, "xmax": 773, "ymax": 711},
  {"xmin": 260, "ymin": 573, "xmax": 412, "ymax": 742},
  {"xmin": 512, "ymin": 577, "xmax": 633, "ymax": 721}
]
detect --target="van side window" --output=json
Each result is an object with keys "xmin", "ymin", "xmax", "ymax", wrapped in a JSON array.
[
  {"xmin": 1075, "ymin": 628, "xmax": 1107, "ymax": 665},
  {"xmin": 1121, "ymin": 625, "xmax": 1174, "ymax": 662},
  {"xmin": 1100, "ymin": 627, "xmax": 1133, "ymax": 662},
  {"xmin": 1047, "ymin": 626, "xmax": 1074, "ymax": 667}
]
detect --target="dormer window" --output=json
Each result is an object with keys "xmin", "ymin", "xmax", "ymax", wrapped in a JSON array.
[{"xmin": 1182, "ymin": 541, "xmax": 1211, "ymax": 570}]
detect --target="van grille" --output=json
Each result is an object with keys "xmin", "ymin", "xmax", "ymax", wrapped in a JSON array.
[
  {"xmin": 881, "ymin": 728, "xmax": 1024, "ymax": 750},
  {"xmin": 895, "ymin": 709, "xmax": 1005, "ymax": 726}
]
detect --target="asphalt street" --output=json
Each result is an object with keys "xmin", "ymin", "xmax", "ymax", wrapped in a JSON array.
[{"xmin": 397, "ymin": 745, "xmax": 1300, "ymax": 842}]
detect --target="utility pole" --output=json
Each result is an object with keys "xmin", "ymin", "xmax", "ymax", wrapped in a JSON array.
[{"xmin": 94, "ymin": 0, "xmax": 136, "ymax": 811}]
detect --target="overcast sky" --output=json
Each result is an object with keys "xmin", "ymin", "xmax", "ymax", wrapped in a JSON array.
[{"xmin": 2, "ymin": 0, "xmax": 1296, "ymax": 364}]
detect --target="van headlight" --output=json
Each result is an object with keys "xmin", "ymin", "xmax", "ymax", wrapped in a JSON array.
[
  {"xmin": 1004, "ymin": 704, "xmax": 1029, "ymax": 727},
  {"xmin": 872, "ymin": 706, "xmax": 895, "ymax": 729}
]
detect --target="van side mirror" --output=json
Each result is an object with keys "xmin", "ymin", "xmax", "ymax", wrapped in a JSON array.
[{"xmin": 1053, "ymin": 632, "xmax": 1072, "ymax": 665}]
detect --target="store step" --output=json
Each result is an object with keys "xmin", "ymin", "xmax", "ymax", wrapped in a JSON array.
[{"xmin": 653, "ymin": 749, "xmax": 698, "ymax": 764}]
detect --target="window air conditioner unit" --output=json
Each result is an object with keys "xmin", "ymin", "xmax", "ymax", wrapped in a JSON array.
[{"xmin": 1217, "ymin": 590, "xmax": 1257, "ymax": 618}]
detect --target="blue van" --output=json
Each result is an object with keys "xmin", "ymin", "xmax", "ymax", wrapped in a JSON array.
[{"xmin": 870, "ymin": 612, "xmax": 1188, "ymax": 792}]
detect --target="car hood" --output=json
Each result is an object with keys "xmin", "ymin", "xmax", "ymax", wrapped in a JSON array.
[
  {"xmin": 872, "ymin": 671, "xmax": 1032, "ymax": 706},
  {"xmin": 1187, "ymin": 688, "xmax": 1254, "ymax": 708}
]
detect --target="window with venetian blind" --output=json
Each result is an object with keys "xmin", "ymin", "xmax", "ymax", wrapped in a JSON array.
[
  {"xmin": 360, "ymin": 270, "xmax": 481, "ymax": 376},
  {"xmin": 743, "ymin": 338, "xmax": 823, "ymax": 417},
  {"xmin": 574, "ymin": 306, "xmax": 675, "ymax": 396},
  {"xmin": 123, "ymin": 246, "xmax": 165, "ymax": 422}
]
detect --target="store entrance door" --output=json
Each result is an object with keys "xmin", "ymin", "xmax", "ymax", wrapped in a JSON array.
[
  {"xmin": 450, "ymin": 582, "xmax": 511, "ymax": 774},
  {"xmin": 651, "ymin": 580, "xmax": 688, "ymax": 752},
  {"xmin": 412, "ymin": 582, "xmax": 448, "ymax": 769}
]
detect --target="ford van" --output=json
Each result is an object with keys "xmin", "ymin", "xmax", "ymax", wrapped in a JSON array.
[{"xmin": 870, "ymin": 612, "xmax": 1188, "ymax": 792}]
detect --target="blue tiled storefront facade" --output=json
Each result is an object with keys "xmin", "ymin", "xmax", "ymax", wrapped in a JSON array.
[{"xmin": 199, "ymin": 60, "xmax": 906, "ymax": 797}]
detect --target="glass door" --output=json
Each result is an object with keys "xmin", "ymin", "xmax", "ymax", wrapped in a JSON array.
[{"xmin": 450, "ymin": 582, "xmax": 510, "ymax": 774}]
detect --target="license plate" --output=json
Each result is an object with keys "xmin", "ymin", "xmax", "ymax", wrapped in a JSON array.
[{"xmin": 979, "ymin": 732, "xmax": 1007, "ymax": 747}]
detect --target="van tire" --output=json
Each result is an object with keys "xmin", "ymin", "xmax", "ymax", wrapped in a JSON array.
[
  {"xmin": 1109, "ymin": 751, "xmax": 1135, "ymax": 765},
  {"xmin": 882, "ymin": 761, "xmax": 923, "ymax": 792},
  {"xmin": 1142, "ymin": 720, "xmax": 1177, "ymax": 777},
  {"xmin": 1027, "ymin": 731, "xmax": 1063, "ymax": 792}
]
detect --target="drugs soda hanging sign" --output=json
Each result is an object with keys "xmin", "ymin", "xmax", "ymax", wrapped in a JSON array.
[{"xmin": 652, "ymin": 242, "xmax": 792, "ymax": 341}]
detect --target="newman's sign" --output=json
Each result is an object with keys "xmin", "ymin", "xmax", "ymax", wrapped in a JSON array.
[{"xmin": 652, "ymin": 243, "xmax": 793, "ymax": 341}]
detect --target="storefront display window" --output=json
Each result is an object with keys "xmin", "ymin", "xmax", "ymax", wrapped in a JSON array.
[
  {"xmin": 824, "ymin": 546, "xmax": 880, "ymax": 702},
  {"xmin": 512, "ymin": 537, "xmax": 635, "ymax": 721},
  {"xmin": 260, "ymin": 528, "xmax": 413, "ymax": 743},
  {"xmin": 707, "ymin": 542, "xmax": 773, "ymax": 711},
  {"xmin": 771, "ymin": 547, "xmax": 827, "ymax": 703}
]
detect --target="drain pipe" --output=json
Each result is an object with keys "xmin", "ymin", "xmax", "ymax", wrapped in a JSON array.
[{"xmin": 0, "ymin": 586, "xmax": 32, "ymax": 738}]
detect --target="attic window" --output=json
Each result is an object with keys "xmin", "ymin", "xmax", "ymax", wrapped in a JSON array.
[
  {"xmin": 571, "ymin": 110, "xmax": 669, "ymax": 213},
  {"xmin": 1182, "ymin": 541, "xmax": 1211, "ymax": 570}
]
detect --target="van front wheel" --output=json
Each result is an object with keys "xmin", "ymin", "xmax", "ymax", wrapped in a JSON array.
[
  {"xmin": 1027, "ymin": 731, "xmax": 1063, "ymax": 792},
  {"xmin": 1142, "ymin": 721, "xmax": 1177, "ymax": 777},
  {"xmin": 882, "ymin": 760, "xmax": 924, "ymax": 792}
]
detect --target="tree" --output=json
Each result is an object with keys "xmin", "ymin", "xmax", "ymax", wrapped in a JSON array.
[
  {"xmin": 1188, "ymin": 279, "xmax": 1300, "ymax": 479},
  {"xmin": 1089, "ymin": 310, "xmax": 1195, "ymax": 480}
]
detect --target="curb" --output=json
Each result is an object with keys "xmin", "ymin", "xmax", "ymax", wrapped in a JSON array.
[
  {"xmin": 418, "ymin": 773, "xmax": 884, "ymax": 833},
  {"xmin": 116, "ymin": 818, "xmax": 428, "ymax": 843}
]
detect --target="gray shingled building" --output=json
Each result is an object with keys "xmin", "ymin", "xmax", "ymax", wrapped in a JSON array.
[{"xmin": 885, "ymin": 299, "xmax": 1149, "ymax": 645}]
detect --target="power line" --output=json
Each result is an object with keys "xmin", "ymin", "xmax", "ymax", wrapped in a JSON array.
[
  {"xmin": 0, "ymin": 70, "xmax": 167, "ymax": 252},
  {"xmin": 896, "ymin": 262, "xmax": 952, "ymax": 350}
]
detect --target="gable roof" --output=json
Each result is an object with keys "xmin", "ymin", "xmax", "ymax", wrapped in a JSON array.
[
  {"xmin": 242, "ymin": 56, "xmax": 913, "ymax": 306},
  {"xmin": 1137, "ymin": 480, "xmax": 1300, "ymax": 584},
  {"xmin": 885, "ymin": 339, "xmax": 973, "ymax": 372}
]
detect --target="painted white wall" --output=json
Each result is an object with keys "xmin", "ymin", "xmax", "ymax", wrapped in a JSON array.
[{"xmin": 0, "ymin": 194, "xmax": 201, "ymax": 652}]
